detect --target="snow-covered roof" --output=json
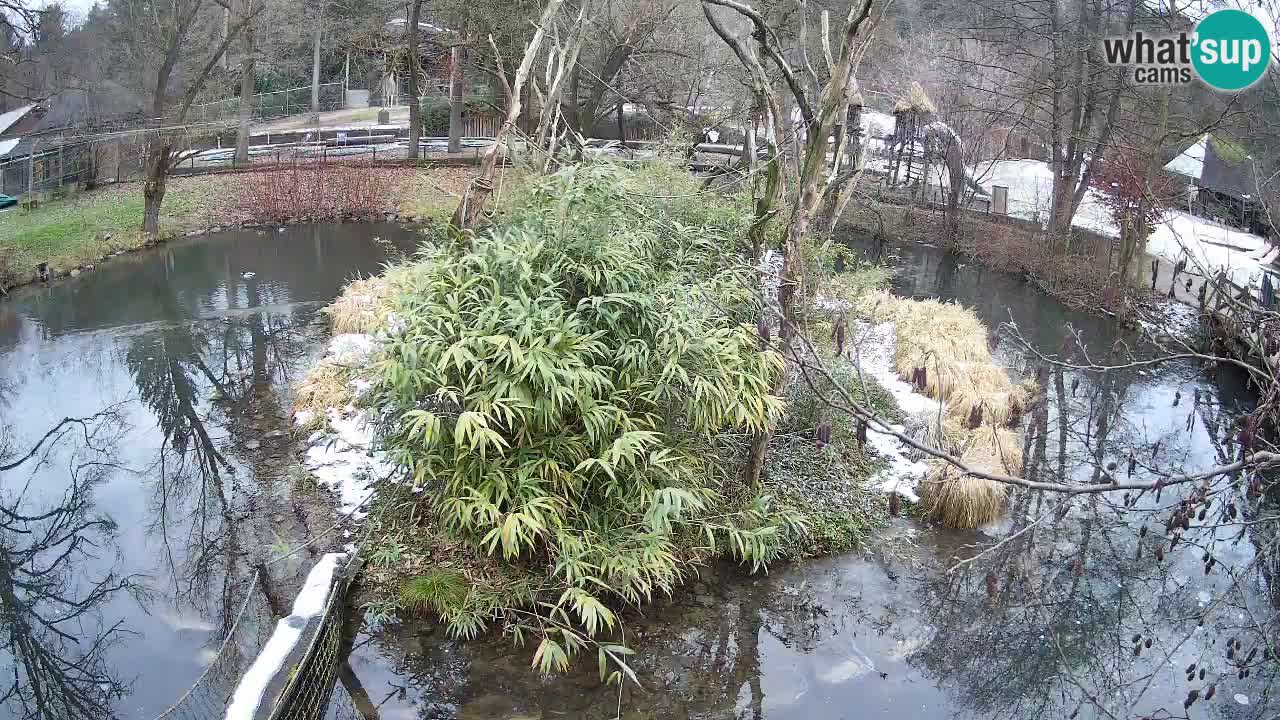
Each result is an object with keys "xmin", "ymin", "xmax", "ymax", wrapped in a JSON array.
[
  {"xmin": 0, "ymin": 104, "xmax": 34, "ymax": 136},
  {"xmin": 1165, "ymin": 134, "xmax": 1206, "ymax": 180},
  {"xmin": 0, "ymin": 138, "xmax": 18, "ymax": 157},
  {"xmin": 385, "ymin": 18, "xmax": 453, "ymax": 34}
]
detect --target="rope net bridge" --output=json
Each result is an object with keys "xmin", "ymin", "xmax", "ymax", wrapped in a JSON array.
[{"xmin": 152, "ymin": 551, "xmax": 364, "ymax": 720}]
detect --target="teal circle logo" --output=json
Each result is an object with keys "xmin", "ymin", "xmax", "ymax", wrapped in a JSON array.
[{"xmin": 1192, "ymin": 9, "xmax": 1271, "ymax": 91}]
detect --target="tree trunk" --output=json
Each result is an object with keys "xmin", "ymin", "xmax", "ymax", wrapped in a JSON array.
[
  {"xmin": 447, "ymin": 46, "xmax": 464, "ymax": 154},
  {"xmin": 310, "ymin": 6, "xmax": 322, "ymax": 126},
  {"xmin": 406, "ymin": 0, "xmax": 423, "ymax": 160},
  {"xmin": 452, "ymin": 0, "xmax": 564, "ymax": 230},
  {"xmin": 143, "ymin": 139, "xmax": 172, "ymax": 237},
  {"xmin": 234, "ymin": 0, "xmax": 256, "ymax": 165}
]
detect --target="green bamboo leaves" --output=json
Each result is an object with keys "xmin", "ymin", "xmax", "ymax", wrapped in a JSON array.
[{"xmin": 379, "ymin": 163, "xmax": 795, "ymax": 674}]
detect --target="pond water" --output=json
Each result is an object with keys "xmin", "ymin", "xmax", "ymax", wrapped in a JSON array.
[
  {"xmin": 324, "ymin": 234, "xmax": 1275, "ymax": 720},
  {"xmin": 1, "ymin": 224, "xmax": 1272, "ymax": 720},
  {"xmin": 0, "ymin": 224, "xmax": 418, "ymax": 720}
]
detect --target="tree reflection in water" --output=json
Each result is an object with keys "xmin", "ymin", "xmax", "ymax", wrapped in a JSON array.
[
  {"xmin": 0, "ymin": 407, "xmax": 143, "ymax": 720},
  {"xmin": 327, "ymin": 341, "xmax": 1279, "ymax": 720},
  {"xmin": 115, "ymin": 270, "xmax": 332, "ymax": 717}
]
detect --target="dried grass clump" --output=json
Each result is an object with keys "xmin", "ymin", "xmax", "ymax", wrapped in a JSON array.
[
  {"xmin": 293, "ymin": 360, "xmax": 352, "ymax": 428},
  {"xmin": 920, "ymin": 470, "xmax": 1008, "ymax": 529},
  {"xmin": 325, "ymin": 276, "xmax": 391, "ymax": 334},
  {"xmin": 920, "ymin": 424, "xmax": 1020, "ymax": 527},
  {"xmin": 892, "ymin": 82, "xmax": 937, "ymax": 116},
  {"xmin": 858, "ymin": 290, "xmax": 1028, "ymax": 528},
  {"xmin": 861, "ymin": 291, "xmax": 1026, "ymax": 430}
]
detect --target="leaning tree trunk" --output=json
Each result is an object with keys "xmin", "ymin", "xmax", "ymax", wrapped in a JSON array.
[
  {"xmin": 447, "ymin": 46, "xmax": 464, "ymax": 154},
  {"xmin": 234, "ymin": 0, "xmax": 256, "ymax": 165},
  {"xmin": 406, "ymin": 0, "xmax": 424, "ymax": 160},
  {"xmin": 143, "ymin": 139, "xmax": 173, "ymax": 236},
  {"xmin": 452, "ymin": 1, "xmax": 564, "ymax": 231}
]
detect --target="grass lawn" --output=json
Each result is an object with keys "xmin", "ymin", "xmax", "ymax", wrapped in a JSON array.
[
  {"xmin": 0, "ymin": 176, "xmax": 233, "ymax": 283},
  {"xmin": 0, "ymin": 165, "xmax": 481, "ymax": 288}
]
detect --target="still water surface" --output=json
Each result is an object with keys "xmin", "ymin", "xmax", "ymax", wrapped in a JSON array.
[
  {"xmin": 0, "ymin": 224, "xmax": 416, "ymax": 720},
  {"xmin": 0, "ymin": 226, "xmax": 1272, "ymax": 720}
]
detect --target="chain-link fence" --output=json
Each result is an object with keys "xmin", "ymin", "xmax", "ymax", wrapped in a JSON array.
[
  {"xmin": 186, "ymin": 83, "xmax": 345, "ymax": 125},
  {"xmin": 0, "ymin": 141, "xmax": 96, "ymax": 197}
]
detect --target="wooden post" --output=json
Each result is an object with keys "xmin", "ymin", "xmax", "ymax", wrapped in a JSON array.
[{"xmin": 27, "ymin": 139, "xmax": 37, "ymax": 203}]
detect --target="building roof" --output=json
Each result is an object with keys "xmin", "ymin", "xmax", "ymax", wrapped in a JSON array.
[
  {"xmin": 385, "ymin": 17, "xmax": 453, "ymax": 34},
  {"xmin": 1164, "ymin": 133, "xmax": 1255, "ymax": 201},
  {"xmin": 0, "ymin": 104, "xmax": 35, "ymax": 137},
  {"xmin": 0, "ymin": 138, "xmax": 19, "ymax": 158},
  {"xmin": 1164, "ymin": 134, "xmax": 1205, "ymax": 179},
  {"xmin": 1200, "ymin": 135, "xmax": 1254, "ymax": 200}
]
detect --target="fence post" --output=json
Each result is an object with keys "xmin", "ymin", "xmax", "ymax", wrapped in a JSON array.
[{"xmin": 27, "ymin": 139, "xmax": 37, "ymax": 202}]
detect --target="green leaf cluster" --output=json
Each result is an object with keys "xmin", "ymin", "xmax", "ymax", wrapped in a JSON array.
[{"xmin": 373, "ymin": 162, "xmax": 796, "ymax": 669}]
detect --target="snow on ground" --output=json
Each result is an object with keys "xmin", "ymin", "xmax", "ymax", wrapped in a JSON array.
[
  {"xmin": 850, "ymin": 321, "xmax": 940, "ymax": 502},
  {"xmin": 1147, "ymin": 210, "xmax": 1274, "ymax": 288},
  {"xmin": 296, "ymin": 333, "xmax": 398, "ymax": 521},
  {"xmin": 968, "ymin": 158, "xmax": 1115, "ymax": 234},
  {"xmin": 967, "ymin": 158, "xmax": 1276, "ymax": 289},
  {"xmin": 224, "ymin": 552, "xmax": 347, "ymax": 720}
]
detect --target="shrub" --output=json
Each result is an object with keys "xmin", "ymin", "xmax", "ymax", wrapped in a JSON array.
[
  {"xmin": 371, "ymin": 163, "xmax": 795, "ymax": 673},
  {"xmin": 418, "ymin": 96, "xmax": 502, "ymax": 137},
  {"xmin": 231, "ymin": 160, "xmax": 393, "ymax": 224}
]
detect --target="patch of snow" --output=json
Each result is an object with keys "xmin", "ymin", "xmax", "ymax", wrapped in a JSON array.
[
  {"xmin": 1147, "ymin": 210, "xmax": 1272, "ymax": 289},
  {"xmin": 967, "ymin": 158, "xmax": 1275, "ymax": 290},
  {"xmin": 348, "ymin": 377, "xmax": 374, "ymax": 401},
  {"xmin": 0, "ymin": 104, "xmax": 33, "ymax": 135},
  {"xmin": 861, "ymin": 110, "xmax": 895, "ymax": 140},
  {"xmin": 967, "ymin": 159, "xmax": 1115, "ymax": 235},
  {"xmin": 241, "ymin": 271, "xmax": 256, "ymax": 279},
  {"xmin": 1235, "ymin": 693, "xmax": 1250, "ymax": 705},
  {"xmin": 303, "ymin": 408, "xmax": 396, "ymax": 521},
  {"xmin": 224, "ymin": 553, "xmax": 346, "ymax": 720},
  {"xmin": 326, "ymin": 333, "xmax": 377, "ymax": 367},
  {"xmin": 293, "ymin": 409, "xmax": 315, "ymax": 427},
  {"xmin": 1136, "ymin": 300, "xmax": 1201, "ymax": 340},
  {"xmin": 851, "ymin": 321, "xmax": 941, "ymax": 502}
]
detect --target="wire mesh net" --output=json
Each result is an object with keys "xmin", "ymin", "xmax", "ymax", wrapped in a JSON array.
[{"xmin": 264, "ymin": 554, "xmax": 362, "ymax": 720}]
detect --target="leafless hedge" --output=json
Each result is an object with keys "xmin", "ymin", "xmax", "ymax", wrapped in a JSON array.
[{"xmin": 229, "ymin": 160, "xmax": 394, "ymax": 225}]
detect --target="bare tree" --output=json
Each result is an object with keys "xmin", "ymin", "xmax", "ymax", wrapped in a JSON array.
[
  {"xmin": 105, "ymin": 0, "xmax": 263, "ymax": 235},
  {"xmin": 406, "ymin": 0, "xmax": 425, "ymax": 160},
  {"xmin": 703, "ymin": 0, "xmax": 878, "ymax": 487},
  {"xmin": 451, "ymin": 0, "xmax": 566, "ymax": 230},
  {"xmin": 233, "ymin": 0, "xmax": 259, "ymax": 165}
]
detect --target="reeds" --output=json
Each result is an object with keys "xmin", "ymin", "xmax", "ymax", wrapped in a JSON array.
[
  {"xmin": 293, "ymin": 361, "xmax": 351, "ymax": 430},
  {"xmin": 859, "ymin": 290, "xmax": 1026, "ymax": 528},
  {"xmin": 324, "ymin": 276, "xmax": 391, "ymax": 334}
]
